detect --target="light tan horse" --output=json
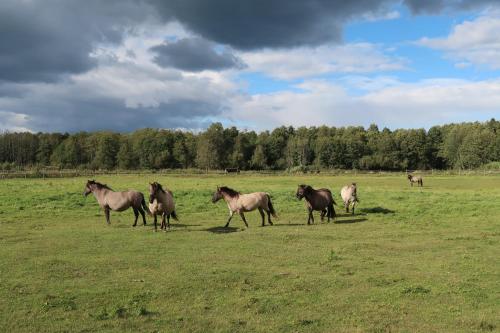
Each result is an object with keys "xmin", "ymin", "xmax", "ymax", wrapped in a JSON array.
[
  {"xmin": 83, "ymin": 180, "xmax": 150, "ymax": 226},
  {"xmin": 341, "ymin": 183, "xmax": 359, "ymax": 215},
  {"xmin": 148, "ymin": 182, "xmax": 178, "ymax": 231},
  {"xmin": 407, "ymin": 174, "xmax": 423, "ymax": 187},
  {"xmin": 212, "ymin": 186, "xmax": 277, "ymax": 228}
]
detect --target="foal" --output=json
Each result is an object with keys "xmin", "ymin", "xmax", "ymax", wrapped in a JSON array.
[
  {"xmin": 149, "ymin": 182, "xmax": 178, "ymax": 231},
  {"xmin": 341, "ymin": 183, "xmax": 359, "ymax": 215},
  {"xmin": 83, "ymin": 180, "xmax": 149, "ymax": 226},
  {"xmin": 212, "ymin": 186, "xmax": 277, "ymax": 228},
  {"xmin": 296, "ymin": 185, "xmax": 336, "ymax": 224}
]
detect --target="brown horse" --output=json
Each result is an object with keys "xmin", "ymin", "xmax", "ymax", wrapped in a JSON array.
[
  {"xmin": 407, "ymin": 174, "xmax": 423, "ymax": 187},
  {"xmin": 212, "ymin": 186, "xmax": 277, "ymax": 228},
  {"xmin": 341, "ymin": 183, "xmax": 359, "ymax": 215},
  {"xmin": 83, "ymin": 180, "xmax": 150, "ymax": 226},
  {"xmin": 148, "ymin": 182, "xmax": 178, "ymax": 231},
  {"xmin": 296, "ymin": 185, "xmax": 336, "ymax": 224}
]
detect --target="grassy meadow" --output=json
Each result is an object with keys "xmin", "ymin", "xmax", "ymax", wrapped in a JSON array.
[{"xmin": 0, "ymin": 173, "xmax": 499, "ymax": 332}]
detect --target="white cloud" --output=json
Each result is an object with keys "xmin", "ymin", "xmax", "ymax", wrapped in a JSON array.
[
  {"xmin": 239, "ymin": 43, "xmax": 407, "ymax": 80},
  {"xmin": 227, "ymin": 78, "xmax": 500, "ymax": 130},
  {"xmin": 0, "ymin": 110, "xmax": 31, "ymax": 132},
  {"xmin": 417, "ymin": 14, "xmax": 500, "ymax": 69},
  {"xmin": 361, "ymin": 10, "xmax": 400, "ymax": 22}
]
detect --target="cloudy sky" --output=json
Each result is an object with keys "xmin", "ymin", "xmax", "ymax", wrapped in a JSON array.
[{"xmin": 1, "ymin": 0, "xmax": 500, "ymax": 132}]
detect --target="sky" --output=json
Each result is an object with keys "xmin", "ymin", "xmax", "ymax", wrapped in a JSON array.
[{"xmin": 1, "ymin": 0, "xmax": 500, "ymax": 133}]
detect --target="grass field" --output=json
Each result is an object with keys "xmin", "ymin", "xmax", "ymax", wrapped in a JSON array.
[{"xmin": 0, "ymin": 174, "xmax": 499, "ymax": 332}]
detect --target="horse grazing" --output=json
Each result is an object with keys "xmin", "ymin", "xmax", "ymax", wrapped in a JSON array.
[
  {"xmin": 212, "ymin": 186, "xmax": 277, "ymax": 228},
  {"xmin": 296, "ymin": 185, "xmax": 336, "ymax": 224},
  {"xmin": 341, "ymin": 183, "xmax": 359, "ymax": 215},
  {"xmin": 148, "ymin": 182, "xmax": 178, "ymax": 231},
  {"xmin": 83, "ymin": 180, "xmax": 150, "ymax": 226},
  {"xmin": 407, "ymin": 174, "xmax": 423, "ymax": 187}
]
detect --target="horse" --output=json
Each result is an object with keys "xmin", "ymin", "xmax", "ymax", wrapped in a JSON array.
[
  {"xmin": 83, "ymin": 180, "xmax": 150, "ymax": 226},
  {"xmin": 225, "ymin": 168, "xmax": 240, "ymax": 174},
  {"xmin": 407, "ymin": 174, "xmax": 423, "ymax": 187},
  {"xmin": 148, "ymin": 182, "xmax": 178, "ymax": 231},
  {"xmin": 341, "ymin": 183, "xmax": 359, "ymax": 215},
  {"xmin": 211, "ymin": 186, "xmax": 277, "ymax": 228},
  {"xmin": 296, "ymin": 185, "xmax": 336, "ymax": 224}
]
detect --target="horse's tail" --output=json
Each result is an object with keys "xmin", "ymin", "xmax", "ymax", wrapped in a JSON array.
[
  {"xmin": 141, "ymin": 195, "xmax": 152, "ymax": 216},
  {"xmin": 171, "ymin": 210, "xmax": 179, "ymax": 221},
  {"xmin": 266, "ymin": 194, "xmax": 277, "ymax": 218},
  {"xmin": 328, "ymin": 202, "xmax": 336, "ymax": 218}
]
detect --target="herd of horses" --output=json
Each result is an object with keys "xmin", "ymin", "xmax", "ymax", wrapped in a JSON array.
[{"xmin": 83, "ymin": 174, "xmax": 422, "ymax": 230}]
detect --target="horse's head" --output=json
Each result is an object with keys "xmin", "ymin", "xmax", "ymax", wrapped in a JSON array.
[
  {"xmin": 407, "ymin": 174, "xmax": 412, "ymax": 180},
  {"xmin": 149, "ymin": 182, "xmax": 162, "ymax": 204},
  {"xmin": 212, "ymin": 186, "xmax": 223, "ymax": 203},
  {"xmin": 83, "ymin": 180, "xmax": 95, "ymax": 196},
  {"xmin": 296, "ymin": 184, "xmax": 309, "ymax": 200}
]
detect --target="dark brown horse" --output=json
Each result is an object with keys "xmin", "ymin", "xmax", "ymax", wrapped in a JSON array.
[
  {"xmin": 83, "ymin": 180, "xmax": 150, "ymax": 226},
  {"xmin": 407, "ymin": 174, "xmax": 423, "ymax": 187},
  {"xmin": 296, "ymin": 185, "xmax": 336, "ymax": 224}
]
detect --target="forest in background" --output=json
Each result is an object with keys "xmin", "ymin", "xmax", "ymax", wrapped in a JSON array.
[{"xmin": 1, "ymin": 120, "xmax": 499, "ymax": 171}]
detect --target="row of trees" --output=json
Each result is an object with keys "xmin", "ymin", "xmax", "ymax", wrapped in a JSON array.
[{"xmin": 1, "ymin": 120, "xmax": 499, "ymax": 171}]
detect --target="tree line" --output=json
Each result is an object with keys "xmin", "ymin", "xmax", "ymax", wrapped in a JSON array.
[{"xmin": 1, "ymin": 120, "xmax": 499, "ymax": 171}]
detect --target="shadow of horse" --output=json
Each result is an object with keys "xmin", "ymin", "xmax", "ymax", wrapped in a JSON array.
[
  {"xmin": 170, "ymin": 223, "xmax": 201, "ymax": 228},
  {"xmin": 270, "ymin": 223, "xmax": 307, "ymax": 227},
  {"xmin": 334, "ymin": 218, "xmax": 368, "ymax": 224},
  {"xmin": 204, "ymin": 226, "xmax": 239, "ymax": 234},
  {"xmin": 359, "ymin": 207, "xmax": 395, "ymax": 214}
]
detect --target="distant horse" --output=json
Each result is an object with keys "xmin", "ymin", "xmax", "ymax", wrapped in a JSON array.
[
  {"xmin": 225, "ymin": 168, "xmax": 240, "ymax": 174},
  {"xmin": 212, "ymin": 186, "xmax": 277, "ymax": 228},
  {"xmin": 296, "ymin": 185, "xmax": 336, "ymax": 224},
  {"xmin": 83, "ymin": 180, "xmax": 150, "ymax": 226},
  {"xmin": 341, "ymin": 183, "xmax": 359, "ymax": 215},
  {"xmin": 148, "ymin": 182, "xmax": 178, "ymax": 231},
  {"xmin": 407, "ymin": 174, "xmax": 423, "ymax": 187}
]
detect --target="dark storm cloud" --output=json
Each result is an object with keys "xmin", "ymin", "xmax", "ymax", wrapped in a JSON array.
[
  {"xmin": 147, "ymin": 0, "xmax": 387, "ymax": 49},
  {"xmin": 2, "ymin": 0, "xmax": 497, "ymax": 85},
  {"xmin": 0, "ymin": 0, "xmax": 150, "ymax": 83},
  {"xmin": 150, "ymin": 38, "xmax": 244, "ymax": 71},
  {"xmin": 403, "ymin": 0, "xmax": 500, "ymax": 13},
  {"xmin": 2, "ymin": 91, "xmax": 224, "ymax": 133}
]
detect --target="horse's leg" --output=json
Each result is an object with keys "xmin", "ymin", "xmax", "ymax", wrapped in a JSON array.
[
  {"xmin": 138, "ymin": 207, "xmax": 147, "ymax": 225},
  {"xmin": 266, "ymin": 210, "xmax": 273, "ymax": 225},
  {"xmin": 345, "ymin": 201, "xmax": 349, "ymax": 213},
  {"xmin": 224, "ymin": 211, "xmax": 234, "ymax": 228},
  {"xmin": 320, "ymin": 209, "xmax": 325, "ymax": 222},
  {"xmin": 153, "ymin": 214, "xmax": 158, "ymax": 231},
  {"xmin": 258, "ymin": 208, "xmax": 265, "ymax": 226},
  {"xmin": 239, "ymin": 212, "xmax": 249, "ymax": 228},
  {"xmin": 166, "ymin": 213, "xmax": 171, "ymax": 229},
  {"xmin": 308, "ymin": 208, "xmax": 314, "ymax": 224},
  {"xmin": 132, "ymin": 208, "xmax": 139, "ymax": 227},
  {"xmin": 161, "ymin": 213, "xmax": 166, "ymax": 231},
  {"xmin": 351, "ymin": 202, "xmax": 355, "ymax": 215},
  {"xmin": 104, "ymin": 207, "xmax": 111, "ymax": 225}
]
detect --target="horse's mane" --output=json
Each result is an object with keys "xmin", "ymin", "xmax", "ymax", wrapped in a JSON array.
[
  {"xmin": 219, "ymin": 186, "xmax": 240, "ymax": 198},
  {"xmin": 153, "ymin": 182, "xmax": 166, "ymax": 193},
  {"xmin": 89, "ymin": 180, "xmax": 113, "ymax": 190}
]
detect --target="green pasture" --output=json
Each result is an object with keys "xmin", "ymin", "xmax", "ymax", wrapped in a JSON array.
[{"xmin": 0, "ymin": 174, "xmax": 499, "ymax": 332}]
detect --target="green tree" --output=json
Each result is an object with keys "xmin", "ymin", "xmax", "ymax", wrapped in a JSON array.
[{"xmin": 196, "ymin": 123, "xmax": 225, "ymax": 170}]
